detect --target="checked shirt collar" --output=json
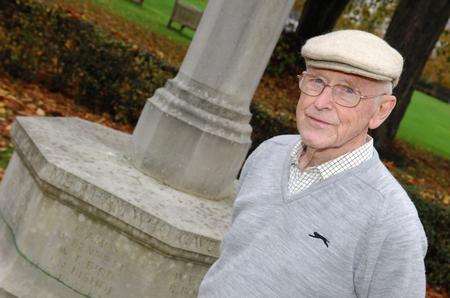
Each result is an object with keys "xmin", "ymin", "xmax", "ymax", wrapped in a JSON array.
[{"xmin": 288, "ymin": 135, "xmax": 374, "ymax": 194}]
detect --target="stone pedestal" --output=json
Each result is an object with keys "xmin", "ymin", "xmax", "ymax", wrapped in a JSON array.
[{"xmin": 0, "ymin": 117, "xmax": 232, "ymax": 298}]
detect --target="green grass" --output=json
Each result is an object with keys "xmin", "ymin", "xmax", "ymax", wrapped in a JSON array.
[
  {"xmin": 89, "ymin": 0, "xmax": 207, "ymax": 45},
  {"xmin": 397, "ymin": 91, "xmax": 450, "ymax": 159},
  {"xmin": 0, "ymin": 147, "xmax": 13, "ymax": 170}
]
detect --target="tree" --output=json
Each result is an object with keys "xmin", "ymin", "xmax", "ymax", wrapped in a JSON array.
[
  {"xmin": 267, "ymin": 0, "xmax": 351, "ymax": 76},
  {"xmin": 295, "ymin": 0, "xmax": 351, "ymax": 70},
  {"xmin": 372, "ymin": 0, "xmax": 450, "ymax": 153}
]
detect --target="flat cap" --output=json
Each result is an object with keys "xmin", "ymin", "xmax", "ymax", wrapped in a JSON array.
[{"xmin": 301, "ymin": 30, "xmax": 403, "ymax": 87}]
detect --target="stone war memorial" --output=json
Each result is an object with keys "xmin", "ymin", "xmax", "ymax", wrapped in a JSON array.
[{"xmin": 0, "ymin": 0, "xmax": 295, "ymax": 297}]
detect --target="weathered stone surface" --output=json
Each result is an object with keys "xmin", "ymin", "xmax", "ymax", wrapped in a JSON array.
[
  {"xmin": 132, "ymin": 0, "xmax": 295, "ymax": 200},
  {"xmin": 0, "ymin": 213, "xmax": 82, "ymax": 298},
  {"xmin": 0, "ymin": 288, "xmax": 17, "ymax": 298},
  {"xmin": 0, "ymin": 116, "xmax": 234, "ymax": 297}
]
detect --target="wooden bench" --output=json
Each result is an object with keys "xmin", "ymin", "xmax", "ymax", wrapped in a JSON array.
[{"xmin": 167, "ymin": 0, "xmax": 203, "ymax": 32}]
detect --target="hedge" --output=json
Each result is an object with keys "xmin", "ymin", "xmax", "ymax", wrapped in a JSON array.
[
  {"xmin": 0, "ymin": 0, "xmax": 175, "ymax": 124},
  {"xmin": 408, "ymin": 186, "xmax": 450, "ymax": 289},
  {"xmin": 0, "ymin": 0, "xmax": 448, "ymax": 290}
]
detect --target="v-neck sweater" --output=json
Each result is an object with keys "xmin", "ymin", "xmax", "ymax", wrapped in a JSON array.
[{"xmin": 198, "ymin": 134, "xmax": 428, "ymax": 298}]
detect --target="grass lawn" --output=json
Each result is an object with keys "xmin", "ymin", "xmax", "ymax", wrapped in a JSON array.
[
  {"xmin": 397, "ymin": 91, "xmax": 450, "ymax": 159},
  {"xmin": 89, "ymin": 0, "xmax": 207, "ymax": 45}
]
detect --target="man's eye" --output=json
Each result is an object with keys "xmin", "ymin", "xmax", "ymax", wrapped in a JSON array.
[
  {"xmin": 341, "ymin": 86, "xmax": 355, "ymax": 94},
  {"xmin": 309, "ymin": 77, "xmax": 324, "ymax": 84}
]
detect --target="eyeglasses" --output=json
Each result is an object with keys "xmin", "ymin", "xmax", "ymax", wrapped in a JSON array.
[{"xmin": 297, "ymin": 72, "xmax": 386, "ymax": 108}]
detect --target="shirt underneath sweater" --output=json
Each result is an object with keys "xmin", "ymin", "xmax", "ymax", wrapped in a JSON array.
[
  {"xmin": 288, "ymin": 136, "xmax": 373, "ymax": 194},
  {"xmin": 198, "ymin": 134, "xmax": 428, "ymax": 298}
]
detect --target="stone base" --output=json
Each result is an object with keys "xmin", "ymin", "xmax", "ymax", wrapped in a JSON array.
[
  {"xmin": 0, "ymin": 288, "xmax": 16, "ymax": 298},
  {"xmin": 0, "ymin": 117, "xmax": 233, "ymax": 298},
  {"xmin": 0, "ymin": 213, "xmax": 80, "ymax": 298}
]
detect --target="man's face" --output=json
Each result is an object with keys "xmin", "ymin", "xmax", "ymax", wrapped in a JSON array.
[{"xmin": 296, "ymin": 67, "xmax": 391, "ymax": 151}]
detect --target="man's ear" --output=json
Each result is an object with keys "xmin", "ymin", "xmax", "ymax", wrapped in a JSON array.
[{"xmin": 368, "ymin": 95, "xmax": 396, "ymax": 129}]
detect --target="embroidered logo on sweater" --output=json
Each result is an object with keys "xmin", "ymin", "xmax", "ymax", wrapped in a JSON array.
[{"xmin": 308, "ymin": 232, "xmax": 329, "ymax": 247}]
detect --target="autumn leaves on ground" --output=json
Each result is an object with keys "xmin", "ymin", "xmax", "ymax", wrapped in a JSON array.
[{"xmin": 0, "ymin": 1, "xmax": 448, "ymax": 297}]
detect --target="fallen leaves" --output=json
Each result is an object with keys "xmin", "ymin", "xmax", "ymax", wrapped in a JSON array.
[
  {"xmin": 36, "ymin": 108, "xmax": 46, "ymax": 116},
  {"xmin": 0, "ymin": 73, "xmax": 134, "ymax": 180},
  {"xmin": 426, "ymin": 284, "xmax": 450, "ymax": 298},
  {"xmin": 383, "ymin": 139, "xmax": 450, "ymax": 206}
]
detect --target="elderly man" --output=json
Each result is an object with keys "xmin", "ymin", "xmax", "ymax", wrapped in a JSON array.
[{"xmin": 198, "ymin": 30, "xmax": 428, "ymax": 297}]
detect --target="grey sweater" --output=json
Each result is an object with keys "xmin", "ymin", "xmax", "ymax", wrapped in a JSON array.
[{"xmin": 198, "ymin": 134, "xmax": 428, "ymax": 298}]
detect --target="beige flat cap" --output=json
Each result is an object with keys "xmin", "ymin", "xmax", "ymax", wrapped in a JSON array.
[{"xmin": 301, "ymin": 30, "xmax": 403, "ymax": 87}]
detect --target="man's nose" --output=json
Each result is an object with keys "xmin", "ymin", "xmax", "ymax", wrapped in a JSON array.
[{"xmin": 313, "ymin": 86, "xmax": 334, "ymax": 110}]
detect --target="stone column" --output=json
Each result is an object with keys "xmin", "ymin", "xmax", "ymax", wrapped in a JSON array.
[{"xmin": 132, "ymin": 0, "xmax": 295, "ymax": 201}]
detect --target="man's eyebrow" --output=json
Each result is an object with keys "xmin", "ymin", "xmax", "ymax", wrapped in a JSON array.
[
  {"xmin": 307, "ymin": 72, "xmax": 362, "ymax": 90},
  {"xmin": 337, "ymin": 77, "xmax": 360, "ymax": 89},
  {"xmin": 308, "ymin": 72, "xmax": 328, "ymax": 81}
]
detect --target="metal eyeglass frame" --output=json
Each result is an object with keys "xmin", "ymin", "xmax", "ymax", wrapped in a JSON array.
[{"xmin": 297, "ymin": 71, "xmax": 387, "ymax": 108}]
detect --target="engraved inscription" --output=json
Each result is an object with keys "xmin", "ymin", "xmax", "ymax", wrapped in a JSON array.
[{"xmin": 50, "ymin": 224, "xmax": 124, "ymax": 297}]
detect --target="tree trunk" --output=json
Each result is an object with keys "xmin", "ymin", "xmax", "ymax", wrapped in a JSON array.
[
  {"xmin": 372, "ymin": 0, "xmax": 450, "ymax": 154},
  {"xmin": 295, "ymin": 0, "xmax": 351, "ymax": 70}
]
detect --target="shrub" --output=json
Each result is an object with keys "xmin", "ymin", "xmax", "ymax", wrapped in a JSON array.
[{"xmin": 407, "ymin": 186, "xmax": 450, "ymax": 289}]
